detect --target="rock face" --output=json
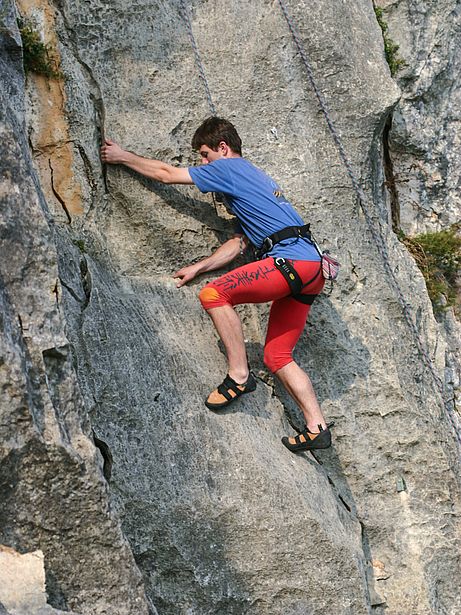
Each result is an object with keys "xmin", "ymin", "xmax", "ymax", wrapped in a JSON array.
[
  {"xmin": 0, "ymin": 5, "xmax": 150, "ymax": 614},
  {"xmin": 379, "ymin": 0, "xmax": 461, "ymax": 234},
  {"xmin": 1, "ymin": 1, "xmax": 461, "ymax": 614},
  {"xmin": 377, "ymin": 0, "xmax": 461, "ymax": 459}
]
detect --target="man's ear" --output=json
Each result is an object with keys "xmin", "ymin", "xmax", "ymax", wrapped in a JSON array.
[{"xmin": 218, "ymin": 141, "xmax": 229, "ymax": 155}]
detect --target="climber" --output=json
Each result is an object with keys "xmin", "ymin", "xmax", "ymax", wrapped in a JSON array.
[{"xmin": 100, "ymin": 117, "xmax": 331, "ymax": 452}]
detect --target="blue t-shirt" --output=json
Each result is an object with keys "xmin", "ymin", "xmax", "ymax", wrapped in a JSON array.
[{"xmin": 189, "ymin": 158, "xmax": 320, "ymax": 261}]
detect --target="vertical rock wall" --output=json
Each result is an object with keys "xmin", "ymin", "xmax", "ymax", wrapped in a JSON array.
[
  {"xmin": 0, "ymin": 5, "xmax": 150, "ymax": 614},
  {"xmin": 376, "ymin": 0, "xmax": 461, "ymax": 457},
  {"xmin": 1, "ymin": 0, "xmax": 461, "ymax": 614},
  {"xmin": 378, "ymin": 0, "xmax": 461, "ymax": 234}
]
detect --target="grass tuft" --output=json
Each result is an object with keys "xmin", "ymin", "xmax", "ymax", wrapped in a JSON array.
[
  {"xmin": 374, "ymin": 5, "xmax": 407, "ymax": 76},
  {"xmin": 399, "ymin": 225, "xmax": 461, "ymax": 315},
  {"xmin": 72, "ymin": 239, "xmax": 86, "ymax": 253},
  {"xmin": 18, "ymin": 17, "xmax": 61, "ymax": 79}
]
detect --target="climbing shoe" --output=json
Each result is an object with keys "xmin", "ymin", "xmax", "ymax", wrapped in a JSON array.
[
  {"xmin": 281, "ymin": 424, "xmax": 331, "ymax": 452},
  {"xmin": 205, "ymin": 372, "xmax": 257, "ymax": 410}
]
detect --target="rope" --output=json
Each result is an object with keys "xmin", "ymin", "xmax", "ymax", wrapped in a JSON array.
[
  {"xmin": 179, "ymin": 0, "xmax": 217, "ymax": 116},
  {"xmin": 277, "ymin": 0, "xmax": 461, "ymax": 449}
]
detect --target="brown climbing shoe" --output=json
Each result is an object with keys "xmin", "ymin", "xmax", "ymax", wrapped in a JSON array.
[
  {"xmin": 282, "ymin": 424, "xmax": 331, "ymax": 452},
  {"xmin": 205, "ymin": 372, "xmax": 257, "ymax": 410}
]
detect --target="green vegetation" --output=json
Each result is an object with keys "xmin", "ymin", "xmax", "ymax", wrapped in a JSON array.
[
  {"xmin": 72, "ymin": 239, "xmax": 86, "ymax": 253},
  {"xmin": 399, "ymin": 225, "xmax": 461, "ymax": 315},
  {"xmin": 18, "ymin": 18, "xmax": 61, "ymax": 78},
  {"xmin": 373, "ymin": 5, "xmax": 406, "ymax": 76}
]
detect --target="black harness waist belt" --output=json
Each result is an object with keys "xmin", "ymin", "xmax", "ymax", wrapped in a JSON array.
[
  {"xmin": 256, "ymin": 223, "xmax": 312, "ymax": 259},
  {"xmin": 257, "ymin": 223, "xmax": 321, "ymax": 303}
]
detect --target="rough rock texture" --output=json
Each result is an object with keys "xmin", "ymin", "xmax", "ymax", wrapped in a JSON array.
[
  {"xmin": 2, "ymin": 0, "xmax": 461, "ymax": 614},
  {"xmin": 378, "ymin": 0, "xmax": 461, "ymax": 234},
  {"xmin": 0, "ymin": 5, "xmax": 150, "ymax": 614},
  {"xmin": 376, "ymin": 0, "xmax": 461, "ymax": 450}
]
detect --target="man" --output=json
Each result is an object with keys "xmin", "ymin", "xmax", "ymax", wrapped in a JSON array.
[{"xmin": 100, "ymin": 117, "xmax": 331, "ymax": 452}]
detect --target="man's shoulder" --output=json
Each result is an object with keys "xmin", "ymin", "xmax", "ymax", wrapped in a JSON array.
[
  {"xmin": 194, "ymin": 157, "xmax": 250, "ymax": 175},
  {"xmin": 214, "ymin": 156, "xmax": 247, "ymax": 165},
  {"xmin": 217, "ymin": 157, "xmax": 255, "ymax": 172}
]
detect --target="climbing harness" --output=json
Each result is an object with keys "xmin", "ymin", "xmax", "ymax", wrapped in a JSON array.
[
  {"xmin": 256, "ymin": 223, "xmax": 312, "ymax": 259},
  {"xmin": 258, "ymin": 223, "xmax": 340, "ymax": 298},
  {"xmin": 273, "ymin": 257, "xmax": 321, "ymax": 305},
  {"xmin": 277, "ymin": 0, "xmax": 461, "ymax": 449},
  {"xmin": 179, "ymin": 0, "xmax": 461, "ymax": 448},
  {"xmin": 256, "ymin": 223, "xmax": 341, "ymax": 282}
]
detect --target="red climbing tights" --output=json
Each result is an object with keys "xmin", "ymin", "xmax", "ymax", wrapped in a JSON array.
[{"xmin": 199, "ymin": 257, "xmax": 324, "ymax": 373}]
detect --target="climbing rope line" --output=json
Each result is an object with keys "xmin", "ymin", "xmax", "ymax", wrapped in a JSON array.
[
  {"xmin": 179, "ymin": 0, "xmax": 217, "ymax": 116},
  {"xmin": 277, "ymin": 0, "xmax": 461, "ymax": 448}
]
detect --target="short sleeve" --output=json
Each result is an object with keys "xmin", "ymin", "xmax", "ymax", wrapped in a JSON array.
[{"xmin": 188, "ymin": 159, "xmax": 234, "ymax": 194}]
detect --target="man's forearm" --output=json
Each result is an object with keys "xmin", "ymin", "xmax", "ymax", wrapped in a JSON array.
[
  {"xmin": 120, "ymin": 151, "xmax": 172, "ymax": 183},
  {"xmin": 195, "ymin": 237, "xmax": 244, "ymax": 274},
  {"xmin": 100, "ymin": 139, "xmax": 193, "ymax": 184},
  {"xmin": 174, "ymin": 236, "xmax": 248, "ymax": 287}
]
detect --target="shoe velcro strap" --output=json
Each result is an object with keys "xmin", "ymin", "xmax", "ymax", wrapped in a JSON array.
[
  {"xmin": 298, "ymin": 428, "xmax": 317, "ymax": 443},
  {"xmin": 218, "ymin": 375, "xmax": 242, "ymax": 400},
  {"xmin": 216, "ymin": 384, "xmax": 233, "ymax": 401},
  {"xmin": 293, "ymin": 430, "xmax": 307, "ymax": 445}
]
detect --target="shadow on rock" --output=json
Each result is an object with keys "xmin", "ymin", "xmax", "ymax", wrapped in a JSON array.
[
  {"xmin": 274, "ymin": 294, "xmax": 371, "ymax": 433},
  {"xmin": 127, "ymin": 167, "xmax": 237, "ymax": 238}
]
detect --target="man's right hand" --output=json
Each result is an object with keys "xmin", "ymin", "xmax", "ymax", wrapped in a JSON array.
[
  {"xmin": 99, "ymin": 139, "xmax": 193, "ymax": 184},
  {"xmin": 100, "ymin": 138, "xmax": 125, "ymax": 164}
]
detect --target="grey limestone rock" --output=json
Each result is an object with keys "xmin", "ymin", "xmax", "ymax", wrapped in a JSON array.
[
  {"xmin": 1, "ymin": 0, "xmax": 461, "ymax": 614},
  {"xmin": 0, "ymin": 7, "xmax": 151, "ymax": 615},
  {"xmin": 379, "ymin": 0, "xmax": 461, "ymax": 233}
]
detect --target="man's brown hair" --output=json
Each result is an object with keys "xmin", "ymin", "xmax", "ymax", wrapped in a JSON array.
[{"xmin": 191, "ymin": 117, "xmax": 242, "ymax": 155}]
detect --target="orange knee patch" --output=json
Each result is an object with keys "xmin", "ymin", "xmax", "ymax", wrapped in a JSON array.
[{"xmin": 199, "ymin": 286, "xmax": 222, "ymax": 308}]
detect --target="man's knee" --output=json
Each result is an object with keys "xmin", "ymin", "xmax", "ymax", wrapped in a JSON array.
[
  {"xmin": 199, "ymin": 284, "xmax": 228, "ymax": 310},
  {"xmin": 263, "ymin": 345, "xmax": 293, "ymax": 373}
]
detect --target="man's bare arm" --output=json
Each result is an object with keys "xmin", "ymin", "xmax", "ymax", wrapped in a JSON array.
[
  {"xmin": 100, "ymin": 139, "xmax": 194, "ymax": 185},
  {"xmin": 174, "ymin": 235, "xmax": 249, "ymax": 287}
]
